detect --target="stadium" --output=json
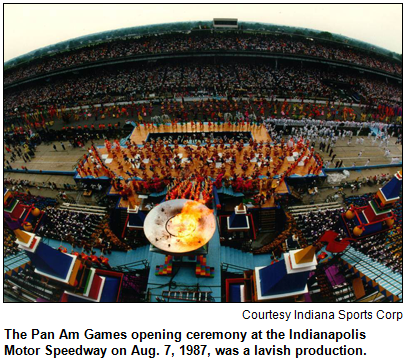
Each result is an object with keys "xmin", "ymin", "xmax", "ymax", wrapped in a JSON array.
[{"xmin": 4, "ymin": 18, "xmax": 402, "ymax": 303}]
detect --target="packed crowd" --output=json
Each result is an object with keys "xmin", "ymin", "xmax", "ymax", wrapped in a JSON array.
[
  {"xmin": 358, "ymin": 78, "xmax": 402, "ymax": 106},
  {"xmin": 351, "ymin": 231, "xmax": 402, "ymax": 274},
  {"xmin": 37, "ymin": 208, "xmax": 103, "ymax": 242},
  {"xmin": 295, "ymin": 208, "xmax": 346, "ymax": 244},
  {"xmin": 4, "ymin": 62, "xmax": 402, "ymax": 120},
  {"xmin": 253, "ymin": 212, "xmax": 308, "ymax": 256},
  {"xmin": 4, "ymin": 227, "xmax": 21, "ymax": 258},
  {"xmin": 4, "ymin": 136, "xmax": 37, "ymax": 163},
  {"xmin": 63, "ymin": 217, "xmax": 131, "ymax": 253},
  {"xmin": 79, "ymin": 133, "xmax": 323, "ymax": 202},
  {"xmin": 4, "ymin": 33, "xmax": 401, "ymax": 85}
]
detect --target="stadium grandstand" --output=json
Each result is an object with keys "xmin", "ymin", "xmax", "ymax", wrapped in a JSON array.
[{"xmin": 4, "ymin": 20, "xmax": 402, "ymax": 303}]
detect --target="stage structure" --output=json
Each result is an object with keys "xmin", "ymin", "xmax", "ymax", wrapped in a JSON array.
[
  {"xmin": 144, "ymin": 199, "xmax": 216, "ymax": 277},
  {"xmin": 253, "ymin": 246, "xmax": 318, "ymax": 301},
  {"xmin": 4, "ymin": 189, "xmax": 124, "ymax": 303},
  {"xmin": 342, "ymin": 170, "xmax": 402, "ymax": 238}
]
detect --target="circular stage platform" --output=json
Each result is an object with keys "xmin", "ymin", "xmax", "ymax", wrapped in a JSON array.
[{"xmin": 144, "ymin": 199, "xmax": 216, "ymax": 253}]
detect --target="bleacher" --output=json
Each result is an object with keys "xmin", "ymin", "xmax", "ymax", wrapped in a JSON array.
[
  {"xmin": 4, "ymin": 262, "xmax": 62, "ymax": 302},
  {"xmin": 288, "ymin": 203, "xmax": 344, "ymax": 245},
  {"xmin": 288, "ymin": 202, "xmax": 343, "ymax": 217},
  {"xmin": 36, "ymin": 206, "xmax": 106, "ymax": 242},
  {"xmin": 341, "ymin": 247, "xmax": 402, "ymax": 302},
  {"xmin": 332, "ymin": 283, "xmax": 355, "ymax": 302},
  {"xmin": 307, "ymin": 268, "xmax": 337, "ymax": 302},
  {"xmin": 306, "ymin": 256, "xmax": 375, "ymax": 302},
  {"xmin": 59, "ymin": 203, "xmax": 107, "ymax": 216}
]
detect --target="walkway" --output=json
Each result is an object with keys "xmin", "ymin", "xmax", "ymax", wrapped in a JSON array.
[{"xmin": 322, "ymin": 137, "xmax": 402, "ymax": 168}]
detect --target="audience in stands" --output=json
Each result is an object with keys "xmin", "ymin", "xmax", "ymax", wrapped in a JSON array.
[
  {"xmin": 4, "ymin": 33, "xmax": 401, "ymax": 86},
  {"xmin": 4, "ymin": 64, "xmax": 402, "ymax": 119},
  {"xmin": 351, "ymin": 231, "xmax": 402, "ymax": 274},
  {"xmin": 37, "ymin": 208, "xmax": 103, "ymax": 242},
  {"xmin": 4, "ymin": 62, "xmax": 402, "ymax": 120},
  {"xmin": 296, "ymin": 208, "xmax": 346, "ymax": 244},
  {"xmin": 4, "ymin": 227, "xmax": 21, "ymax": 258}
]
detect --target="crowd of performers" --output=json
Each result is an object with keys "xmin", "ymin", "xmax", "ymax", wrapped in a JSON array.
[
  {"xmin": 165, "ymin": 178, "xmax": 213, "ymax": 205},
  {"xmin": 76, "ymin": 130, "xmax": 323, "ymax": 205},
  {"xmin": 154, "ymin": 98, "xmax": 402, "ymax": 127},
  {"xmin": 5, "ymin": 89, "xmax": 403, "ymax": 135}
]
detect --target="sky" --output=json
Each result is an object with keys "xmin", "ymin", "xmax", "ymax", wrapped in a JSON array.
[{"xmin": 3, "ymin": 3, "xmax": 403, "ymax": 62}]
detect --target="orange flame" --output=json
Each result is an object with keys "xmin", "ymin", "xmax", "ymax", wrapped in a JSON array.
[{"xmin": 168, "ymin": 201, "xmax": 214, "ymax": 245}]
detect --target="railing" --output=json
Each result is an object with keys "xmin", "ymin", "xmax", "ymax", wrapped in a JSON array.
[
  {"xmin": 162, "ymin": 290, "xmax": 214, "ymax": 302},
  {"xmin": 4, "ymin": 282, "xmax": 37, "ymax": 302},
  {"xmin": 221, "ymin": 262, "xmax": 251, "ymax": 273},
  {"xmin": 5, "ymin": 273, "xmax": 60, "ymax": 302},
  {"xmin": 4, "ymin": 169, "xmax": 76, "ymax": 176},
  {"xmin": 113, "ymin": 259, "xmax": 149, "ymax": 272},
  {"xmin": 323, "ymin": 163, "xmax": 402, "ymax": 172}
]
